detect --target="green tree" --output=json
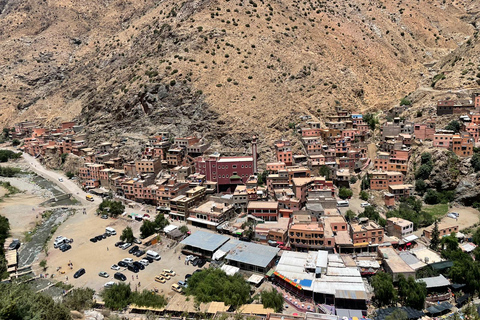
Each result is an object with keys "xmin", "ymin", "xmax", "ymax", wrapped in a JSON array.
[
  {"xmin": 140, "ymin": 220, "xmax": 157, "ymax": 238},
  {"xmin": 471, "ymin": 153, "xmax": 480, "ymax": 172},
  {"xmin": 421, "ymin": 152, "xmax": 432, "ymax": 164},
  {"xmin": 472, "ymin": 227, "xmax": 480, "ymax": 246},
  {"xmin": 424, "ymin": 189, "xmax": 439, "ymax": 205},
  {"xmin": 154, "ymin": 213, "xmax": 169, "ymax": 230},
  {"xmin": 345, "ymin": 210, "xmax": 355, "ymax": 222},
  {"xmin": 120, "ymin": 227, "xmax": 134, "ymax": 243},
  {"xmin": 430, "ymin": 220, "xmax": 440, "ymax": 251},
  {"xmin": 360, "ymin": 190, "xmax": 369, "ymax": 201},
  {"xmin": 338, "ymin": 187, "xmax": 353, "ymax": 200},
  {"xmin": 361, "ymin": 174, "xmax": 370, "ymax": 190},
  {"xmin": 63, "ymin": 287, "xmax": 95, "ymax": 311},
  {"xmin": 102, "ymin": 283, "xmax": 132, "ymax": 310},
  {"xmin": 99, "ymin": 200, "xmax": 125, "ymax": 217},
  {"xmin": 185, "ymin": 268, "xmax": 251, "ymax": 307},
  {"xmin": 179, "ymin": 225, "xmax": 189, "ymax": 234},
  {"xmin": 318, "ymin": 165, "xmax": 331, "ymax": 179},
  {"xmin": 441, "ymin": 233, "xmax": 459, "ymax": 252},
  {"xmin": 398, "ymin": 274, "xmax": 427, "ymax": 309},
  {"xmin": 415, "ymin": 164, "xmax": 432, "ymax": 180},
  {"xmin": 260, "ymin": 289, "xmax": 283, "ymax": 312},
  {"xmin": 371, "ymin": 272, "xmax": 397, "ymax": 307},
  {"xmin": 445, "ymin": 120, "xmax": 461, "ymax": 132},
  {"xmin": 415, "ymin": 178, "xmax": 427, "ymax": 195},
  {"xmin": 400, "ymin": 97, "xmax": 411, "ymax": 106},
  {"xmin": 385, "ymin": 309, "xmax": 408, "ymax": 320},
  {"xmin": 363, "ymin": 113, "xmax": 379, "ymax": 131},
  {"xmin": 257, "ymin": 170, "xmax": 268, "ymax": 185},
  {"xmin": 66, "ymin": 171, "xmax": 75, "ymax": 179},
  {"xmin": 349, "ymin": 176, "xmax": 357, "ymax": 184},
  {"xmin": 11, "ymin": 139, "xmax": 20, "ymax": 147}
]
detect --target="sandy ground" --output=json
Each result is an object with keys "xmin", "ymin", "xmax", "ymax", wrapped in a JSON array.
[
  {"xmin": 44, "ymin": 206, "xmax": 203, "ymax": 299},
  {"xmin": 415, "ymin": 205, "xmax": 480, "ymax": 237},
  {"xmin": 0, "ymin": 175, "xmax": 57, "ymax": 240}
]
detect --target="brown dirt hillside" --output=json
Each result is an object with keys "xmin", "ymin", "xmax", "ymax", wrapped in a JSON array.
[{"xmin": 0, "ymin": 0, "xmax": 478, "ymax": 152}]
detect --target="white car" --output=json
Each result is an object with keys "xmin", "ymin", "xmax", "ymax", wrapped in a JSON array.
[
  {"xmin": 58, "ymin": 178, "xmax": 63, "ymax": 182},
  {"xmin": 185, "ymin": 255, "xmax": 195, "ymax": 262},
  {"xmin": 121, "ymin": 243, "xmax": 132, "ymax": 250},
  {"xmin": 360, "ymin": 202, "xmax": 371, "ymax": 208},
  {"xmin": 122, "ymin": 258, "xmax": 134, "ymax": 264},
  {"xmin": 104, "ymin": 281, "xmax": 115, "ymax": 288},
  {"xmin": 139, "ymin": 259, "xmax": 149, "ymax": 266},
  {"xmin": 111, "ymin": 264, "xmax": 121, "ymax": 271}
]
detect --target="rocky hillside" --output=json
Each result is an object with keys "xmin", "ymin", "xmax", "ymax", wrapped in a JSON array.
[{"xmin": 0, "ymin": 0, "xmax": 479, "ymax": 153}]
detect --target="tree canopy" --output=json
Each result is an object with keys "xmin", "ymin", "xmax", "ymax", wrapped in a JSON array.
[
  {"xmin": 141, "ymin": 213, "xmax": 170, "ymax": 238},
  {"xmin": 338, "ymin": 187, "xmax": 353, "ymax": 200},
  {"xmin": 101, "ymin": 283, "xmax": 167, "ymax": 311},
  {"xmin": 185, "ymin": 268, "xmax": 251, "ymax": 307},
  {"xmin": 371, "ymin": 272, "xmax": 396, "ymax": 307},
  {"xmin": 120, "ymin": 227, "xmax": 135, "ymax": 243},
  {"xmin": 0, "ymin": 150, "xmax": 21, "ymax": 163},
  {"xmin": 98, "ymin": 200, "xmax": 125, "ymax": 217},
  {"xmin": 260, "ymin": 289, "xmax": 283, "ymax": 312},
  {"xmin": 397, "ymin": 274, "xmax": 427, "ymax": 309},
  {"xmin": 0, "ymin": 282, "xmax": 71, "ymax": 319}
]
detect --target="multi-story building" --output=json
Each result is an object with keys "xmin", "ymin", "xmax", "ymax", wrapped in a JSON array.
[
  {"xmin": 369, "ymin": 171, "xmax": 404, "ymax": 190},
  {"xmin": 414, "ymin": 121, "xmax": 436, "ymax": 140},
  {"xmin": 451, "ymin": 133, "xmax": 474, "ymax": 157},
  {"xmin": 188, "ymin": 200, "xmax": 235, "ymax": 229},
  {"xmin": 436, "ymin": 98, "xmax": 476, "ymax": 116},
  {"xmin": 247, "ymin": 201, "xmax": 279, "ymax": 221},
  {"xmin": 387, "ymin": 217, "xmax": 414, "ymax": 239},
  {"xmin": 135, "ymin": 158, "xmax": 162, "ymax": 175},
  {"xmin": 350, "ymin": 221, "xmax": 384, "ymax": 249},
  {"xmin": 388, "ymin": 184, "xmax": 414, "ymax": 200},
  {"xmin": 155, "ymin": 180, "xmax": 190, "ymax": 209},
  {"xmin": 275, "ymin": 139, "xmax": 293, "ymax": 166},
  {"xmin": 423, "ymin": 221, "xmax": 459, "ymax": 240}
]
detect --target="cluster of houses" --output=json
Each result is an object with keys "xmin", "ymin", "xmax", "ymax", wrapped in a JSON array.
[{"xmin": 12, "ymin": 94, "xmax": 480, "ymax": 319}]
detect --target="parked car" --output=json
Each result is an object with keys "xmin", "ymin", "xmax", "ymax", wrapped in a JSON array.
[
  {"xmin": 192, "ymin": 258, "xmax": 200, "ymax": 266},
  {"xmin": 118, "ymin": 261, "xmax": 128, "ymax": 268},
  {"xmin": 163, "ymin": 269, "xmax": 176, "ymax": 276},
  {"xmin": 155, "ymin": 275, "xmax": 166, "ymax": 283},
  {"xmin": 197, "ymin": 259, "xmax": 206, "ymax": 268},
  {"xmin": 139, "ymin": 259, "xmax": 149, "ymax": 266},
  {"xmin": 90, "ymin": 237, "xmax": 97, "ymax": 243},
  {"xmin": 73, "ymin": 268, "xmax": 86, "ymax": 278},
  {"xmin": 360, "ymin": 202, "xmax": 370, "ymax": 208},
  {"xmin": 185, "ymin": 274, "xmax": 192, "ymax": 282},
  {"xmin": 114, "ymin": 272, "xmax": 127, "ymax": 281},
  {"xmin": 145, "ymin": 256, "xmax": 154, "ymax": 263},
  {"xmin": 115, "ymin": 241, "xmax": 125, "ymax": 247},
  {"xmin": 8, "ymin": 239, "xmax": 20, "ymax": 250},
  {"xmin": 133, "ymin": 261, "xmax": 145, "ymax": 270},
  {"xmin": 129, "ymin": 246, "xmax": 139, "ymax": 254},
  {"xmin": 160, "ymin": 272, "xmax": 171, "ymax": 280},
  {"xmin": 193, "ymin": 269, "xmax": 202, "ymax": 275},
  {"xmin": 104, "ymin": 281, "xmax": 115, "ymax": 288},
  {"xmin": 121, "ymin": 243, "xmax": 132, "ymax": 250},
  {"xmin": 177, "ymin": 280, "xmax": 187, "ymax": 288},
  {"xmin": 101, "ymin": 215, "xmax": 108, "ymax": 219},
  {"xmin": 111, "ymin": 264, "xmax": 121, "ymax": 271},
  {"xmin": 447, "ymin": 213, "xmax": 459, "ymax": 219},
  {"xmin": 134, "ymin": 250, "xmax": 145, "ymax": 257},
  {"xmin": 101, "ymin": 233, "xmax": 107, "ymax": 239},
  {"xmin": 171, "ymin": 283, "xmax": 183, "ymax": 293},
  {"xmin": 98, "ymin": 271, "xmax": 109, "ymax": 278},
  {"xmin": 58, "ymin": 178, "xmax": 63, "ymax": 182},
  {"xmin": 185, "ymin": 255, "xmax": 195, "ymax": 262},
  {"xmin": 59, "ymin": 244, "xmax": 71, "ymax": 252},
  {"xmin": 122, "ymin": 258, "xmax": 134, "ymax": 264},
  {"xmin": 95, "ymin": 235, "xmax": 103, "ymax": 241},
  {"xmin": 133, "ymin": 238, "xmax": 142, "ymax": 244},
  {"xmin": 127, "ymin": 264, "xmax": 139, "ymax": 273}
]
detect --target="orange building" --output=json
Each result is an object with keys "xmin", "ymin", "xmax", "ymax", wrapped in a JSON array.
[{"xmin": 275, "ymin": 139, "xmax": 293, "ymax": 166}]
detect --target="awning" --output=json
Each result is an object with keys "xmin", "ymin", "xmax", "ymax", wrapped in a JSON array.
[
  {"xmin": 353, "ymin": 242, "xmax": 369, "ymax": 247},
  {"xmin": 230, "ymin": 175, "xmax": 242, "ymax": 180},
  {"xmin": 273, "ymin": 271, "xmax": 302, "ymax": 290}
]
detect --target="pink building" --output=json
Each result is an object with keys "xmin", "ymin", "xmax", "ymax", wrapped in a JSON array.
[
  {"xmin": 433, "ymin": 134, "xmax": 453, "ymax": 148},
  {"xmin": 414, "ymin": 122, "xmax": 436, "ymax": 140}
]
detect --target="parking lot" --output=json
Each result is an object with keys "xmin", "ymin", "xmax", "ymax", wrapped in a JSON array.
[{"xmin": 45, "ymin": 207, "xmax": 206, "ymax": 297}]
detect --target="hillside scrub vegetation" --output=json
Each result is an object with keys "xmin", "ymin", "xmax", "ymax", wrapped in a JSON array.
[{"xmin": 102, "ymin": 283, "xmax": 167, "ymax": 310}]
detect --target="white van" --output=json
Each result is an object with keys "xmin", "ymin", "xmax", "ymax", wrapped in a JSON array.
[
  {"xmin": 54, "ymin": 236, "xmax": 70, "ymax": 248},
  {"xmin": 146, "ymin": 250, "xmax": 161, "ymax": 261},
  {"xmin": 105, "ymin": 227, "xmax": 116, "ymax": 236},
  {"xmin": 337, "ymin": 200, "xmax": 349, "ymax": 207}
]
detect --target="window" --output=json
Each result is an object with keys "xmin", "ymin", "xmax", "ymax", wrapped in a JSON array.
[{"xmin": 233, "ymin": 165, "xmax": 237, "ymax": 169}]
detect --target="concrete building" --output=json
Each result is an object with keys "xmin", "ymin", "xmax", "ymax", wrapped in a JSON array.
[
  {"xmin": 423, "ymin": 221, "xmax": 459, "ymax": 240},
  {"xmin": 188, "ymin": 200, "xmax": 235, "ymax": 230},
  {"xmin": 378, "ymin": 246, "xmax": 415, "ymax": 281},
  {"xmin": 387, "ymin": 217, "xmax": 414, "ymax": 239},
  {"xmin": 247, "ymin": 201, "xmax": 279, "ymax": 221}
]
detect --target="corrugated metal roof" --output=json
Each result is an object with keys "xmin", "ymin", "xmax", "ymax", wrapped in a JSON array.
[
  {"xmin": 416, "ymin": 274, "xmax": 450, "ymax": 289},
  {"xmin": 180, "ymin": 231, "xmax": 229, "ymax": 252},
  {"xmin": 223, "ymin": 239, "xmax": 280, "ymax": 268}
]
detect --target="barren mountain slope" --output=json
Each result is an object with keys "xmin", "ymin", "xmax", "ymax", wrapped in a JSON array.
[{"xmin": 0, "ymin": 0, "xmax": 478, "ymax": 152}]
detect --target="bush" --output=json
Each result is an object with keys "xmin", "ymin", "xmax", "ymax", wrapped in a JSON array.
[
  {"xmin": 349, "ymin": 176, "xmax": 357, "ymax": 184},
  {"xmin": 424, "ymin": 189, "xmax": 439, "ymax": 205},
  {"xmin": 360, "ymin": 190, "xmax": 369, "ymax": 201},
  {"xmin": 472, "ymin": 153, "xmax": 480, "ymax": 172},
  {"xmin": 338, "ymin": 187, "xmax": 353, "ymax": 200},
  {"xmin": 185, "ymin": 268, "xmax": 250, "ymax": 307},
  {"xmin": 415, "ymin": 164, "xmax": 432, "ymax": 180},
  {"xmin": 99, "ymin": 200, "xmax": 125, "ymax": 217},
  {"xmin": 0, "ymin": 150, "xmax": 22, "ymax": 162},
  {"xmin": 63, "ymin": 288, "xmax": 95, "ymax": 311},
  {"xmin": 400, "ymin": 98, "xmax": 411, "ymax": 106},
  {"xmin": 415, "ymin": 179, "xmax": 427, "ymax": 195},
  {"xmin": 445, "ymin": 120, "xmax": 460, "ymax": 133}
]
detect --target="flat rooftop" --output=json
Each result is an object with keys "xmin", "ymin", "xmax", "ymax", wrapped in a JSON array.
[
  {"xmin": 379, "ymin": 247, "xmax": 414, "ymax": 274},
  {"xmin": 247, "ymin": 201, "xmax": 279, "ymax": 209},
  {"xmin": 221, "ymin": 239, "xmax": 279, "ymax": 268},
  {"xmin": 180, "ymin": 231, "xmax": 229, "ymax": 252}
]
